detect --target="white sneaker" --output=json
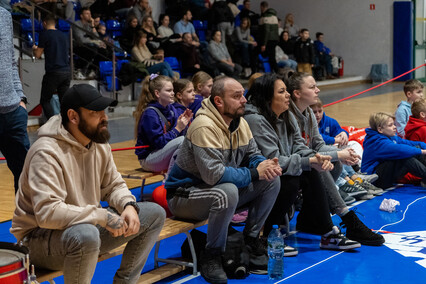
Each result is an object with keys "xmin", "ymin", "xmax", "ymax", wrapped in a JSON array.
[
  {"xmin": 244, "ymin": 67, "xmax": 252, "ymax": 78},
  {"xmin": 357, "ymin": 173, "xmax": 378, "ymax": 183},
  {"xmin": 87, "ymin": 70, "xmax": 97, "ymax": 79},
  {"xmin": 75, "ymin": 70, "xmax": 86, "ymax": 80}
]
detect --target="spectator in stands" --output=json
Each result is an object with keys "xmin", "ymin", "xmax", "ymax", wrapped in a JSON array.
[
  {"xmin": 314, "ymin": 32, "xmax": 336, "ymax": 79},
  {"xmin": 178, "ymin": 33, "xmax": 202, "ymax": 75},
  {"xmin": 73, "ymin": 7, "xmax": 110, "ymax": 79},
  {"xmin": 277, "ymin": 18, "xmax": 283, "ymax": 35},
  {"xmin": 310, "ymin": 99, "xmax": 383, "ymax": 199},
  {"xmin": 189, "ymin": 71, "xmax": 213, "ymax": 114},
  {"xmin": 286, "ymin": 71, "xmax": 385, "ymax": 246},
  {"xmin": 275, "ymin": 44, "xmax": 297, "ymax": 70},
  {"xmin": 210, "ymin": 0, "xmax": 235, "ymax": 44},
  {"xmin": 173, "ymin": 9, "xmax": 200, "ymax": 46},
  {"xmin": 279, "ymin": 31, "xmax": 296, "ymax": 60},
  {"xmin": 141, "ymin": 15, "xmax": 162, "ymax": 52},
  {"xmin": 245, "ymin": 73, "xmax": 361, "ymax": 254},
  {"xmin": 233, "ymin": 17, "xmax": 258, "ymax": 78},
  {"xmin": 129, "ymin": 0, "xmax": 152, "ymax": 25},
  {"xmin": 165, "ymin": 76, "xmax": 281, "ymax": 283},
  {"xmin": 120, "ymin": 14, "xmax": 141, "ymax": 53},
  {"xmin": 157, "ymin": 14, "xmax": 182, "ymax": 56},
  {"xmin": 284, "ymin": 13, "xmax": 299, "ymax": 39},
  {"xmin": 157, "ymin": 14, "xmax": 181, "ymax": 41},
  {"xmin": 259, "ymin": 1, "xmax": 279, "ymax": 72},
  {"xmin": 239, "ymin": 0, "xmax": 259, "ymax": 39},
  {"xmin": 134, "ymin": 75, "xmax": 192, "ymax": 172},
  {"xmin": 0, "ymin": 7, "xmax": 30, "ymax": 194},
  {"xmin": 97, "ymin": 21, "xmax": 114, "ymax": 44},
  {"xmin": 362, "ymin": 112, "xmax": 426, "ymax": 189},
  {"xmin": 208, "ymin": 30, "xmax": 242, "ymax": 79},
  {"xmin": 189, "ymin": 0, "xmax": 210, "ymax": 20},
  {"xmin": 131, "ymin": 31, "xmax": 175, "ymax": 78},
  {"xmin": 32, "ymin": 14, "xmax": 71, "ymax": 120},
  {"xmin": 395, "ymin": 79, "xmax": 424, "ymax": 138},
  {"xmin": 294, "ymin": 28, "xmax": 315, "ymax": 75},
  {"xmin": 173, "ymin": 79, "xmax": 196, "ymax": 117},
  {"xmin": 11, "ymin": 84, "xmax": 166, "ymax": 284}
]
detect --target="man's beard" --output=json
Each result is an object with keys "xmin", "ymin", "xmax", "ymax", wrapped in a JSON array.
[
  {"xmin": 223, "ymin": 105, "xmax": 244, "ymax": 121},
  {"xmin": 78, "ymin": 119, "xmax": 110, "ymax": 144}
]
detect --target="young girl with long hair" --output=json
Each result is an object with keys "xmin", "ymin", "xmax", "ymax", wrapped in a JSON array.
[
  {"xmin": 134, "ymin": 74, "xmax": 192, "ymax": 172},
  {"xmin": 172, "ymin": 79, "xmax": 195, "ymax": 117},
  {"xmin": 189, "ymin": 71, "xmax": 213, "ymax": 114}
]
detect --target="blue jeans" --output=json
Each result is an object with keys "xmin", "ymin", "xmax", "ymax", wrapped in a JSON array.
[
  {"xmin": 0, "ymin": 105, "xmax": 30, "ymax": 193},
  {"xmin": 24, "ymin": 202, "xmax": 166, "ymax": 284},
  {"xmin": 277, "ymin": 59, "xmax": 298, "ymax": 70},
  {"xmin": 340, "ymin": 164, "xmax": 356, "ymax": 180},
  {"xmin": 147, "ymin": 62, "xmax": 174, "ymax": 78}
]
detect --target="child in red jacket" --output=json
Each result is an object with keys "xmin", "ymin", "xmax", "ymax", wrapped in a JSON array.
[{"xmin": 405, "ymin": 98, "xmax": 426, "ymax": 142}]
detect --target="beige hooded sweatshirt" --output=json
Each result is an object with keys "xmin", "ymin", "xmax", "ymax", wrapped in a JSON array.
[{"xmin": 11, "ymin": 115, "xmax": 135, "ymax": 241}]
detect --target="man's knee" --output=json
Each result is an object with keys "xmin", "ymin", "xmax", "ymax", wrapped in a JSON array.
[
  {"xmin": 216, "ymin": 183, "xmax": 239, "ymax": 209},
  {"xmin": 64, "ymin": 224, "xmax": 100, "ymax": 254},
  {"xmin": 138, "ymin": 202, "xmax": 166, "ymax": 229}
]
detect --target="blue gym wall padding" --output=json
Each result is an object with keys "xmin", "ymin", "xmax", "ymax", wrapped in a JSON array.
[{"xmin": 393, "ymin": 1, "xmax": 414, "ymax": 81}]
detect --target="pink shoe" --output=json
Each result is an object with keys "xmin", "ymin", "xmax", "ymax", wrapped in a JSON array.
[{"xmin": 231, "ymin": 212, "xmax": 248, "ymax": 223}]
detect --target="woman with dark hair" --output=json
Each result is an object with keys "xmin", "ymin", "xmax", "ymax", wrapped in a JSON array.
[
  {"xmin": 244, "ymin": 73, "xmax": 361, "ymax": 254},
  {"xmin": 120, "ymin": 14, "xmax": 141, "ymax": 53},
  {"xmin": 285, "ymin": 71, "xmax": 385, "ymax": 246}
]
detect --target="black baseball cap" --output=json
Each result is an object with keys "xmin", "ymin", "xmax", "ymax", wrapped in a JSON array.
[{"xmin": 61, "ymin": 84, "xmax": 118, "ymax": 112}]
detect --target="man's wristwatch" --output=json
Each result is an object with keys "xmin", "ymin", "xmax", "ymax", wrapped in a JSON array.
[{"xmin": 124, "ymin": 201, "xmax": 140, "ymax": 214}]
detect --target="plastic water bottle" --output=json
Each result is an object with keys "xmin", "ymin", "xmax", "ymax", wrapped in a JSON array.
[{"xmin": 267, "ymin": 225, "xmax": 284, "ymax": 280}]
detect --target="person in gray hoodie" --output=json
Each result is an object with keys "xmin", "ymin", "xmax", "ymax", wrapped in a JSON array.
[
  {"xmin": 244, "ymin": 73, "xmax": 361, "ymax": 253},
  {"xmin": 0, "ymin": 7, "xmax": 30, "ymax": 193},
  {"xmin": 285, "ymin": 71, "xmax": 385, "ymax": 246}
]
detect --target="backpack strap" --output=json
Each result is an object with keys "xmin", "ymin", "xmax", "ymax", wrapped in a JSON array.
[{"xmin": 146, "ymin": 106, "xmax": 173, "ymax": 133}]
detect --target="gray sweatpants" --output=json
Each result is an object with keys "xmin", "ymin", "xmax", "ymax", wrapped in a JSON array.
[{"xmin": 167, "ymin": 178, "xmax": 280, "ymax": 251}]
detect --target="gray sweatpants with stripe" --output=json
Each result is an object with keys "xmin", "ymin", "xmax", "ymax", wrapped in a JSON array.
[{"xmin": 167, "ymin": 178, "xmax": 280, "ymax": 250}]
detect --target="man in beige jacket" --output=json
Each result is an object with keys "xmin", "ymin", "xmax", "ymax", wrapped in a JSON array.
[{"xmin": 11, "ymin": 84, "xmax": 166, "ymax": 284}]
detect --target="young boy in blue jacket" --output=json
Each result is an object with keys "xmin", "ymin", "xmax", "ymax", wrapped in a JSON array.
[{"xmin": 362, "ymin": 112, "xmax": 426, "ymax": 189}]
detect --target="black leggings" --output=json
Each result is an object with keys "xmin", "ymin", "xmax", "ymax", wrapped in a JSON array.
[
  {"xmin": 375, "ymin": 156, "xmax": 426, "ymax": 189},
  {"xmin": 263, "ymin": 170, "xmax": 334, "ymax": 236}
]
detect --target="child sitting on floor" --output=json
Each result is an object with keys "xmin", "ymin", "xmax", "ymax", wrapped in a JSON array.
[
  {"xmin": 362, "ymin": 112, "xmax": 426, "ymax": 189},
  {"xmin": 310, "ymin": 99, "xmax": 383, "ymax": 200},
  {"xmin": 395, "ymin": 79, "xmax": 424, "ymax": 138}
]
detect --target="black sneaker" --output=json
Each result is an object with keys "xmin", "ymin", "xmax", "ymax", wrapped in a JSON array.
[
  {"xmin": 245, "ymin": 236, "xmax": 268, "ymax": 275},
  {"xmin": 340, "ymin": 210, "xmax": 385, "ymax": 246},
  {"xmin": 200, "ymin": 248, "xmax": 228, "ymax": 284},
  {"xmin": 320, "ymin": 226, "xmax": 361, "ymax": 250}
]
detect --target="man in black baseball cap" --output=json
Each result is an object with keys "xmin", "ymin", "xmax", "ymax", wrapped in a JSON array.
[
  {"xmin": 61, "ymin": 83, "xmax": 118, "ymax": 144},
  {"xmin": 11, "ymin": 84, "xmax": 166, "ymax": 283}
]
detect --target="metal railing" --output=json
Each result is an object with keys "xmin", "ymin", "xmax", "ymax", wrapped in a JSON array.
[{"xmin": 11, "ymin": 0, "xmax": 127, "ymax": 100}]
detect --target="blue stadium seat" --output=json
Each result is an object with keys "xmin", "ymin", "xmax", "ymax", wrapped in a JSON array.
[
  {"xmin": 99, "ymin": 61, "xmax": 113, "ymax": 81},
  {"xmin": 106, "ymin": 20, "xmax": 122, "ymax": 39},
  {"xmin": 57, "ymin": 19, "xmax": 70, "ymax": 32},
  {"xmin": 164, "ymin": 57, "xmax": 181, "ymax": 75},
  {"xmin": 25, "ymin": 32, "xmax": 39, "ymax": 47},
  {"xmin": 193, "ymin": 20, "xmax": 207, "ymax": 42},
  {"xmin": 258, "ymin": 54, "xmax": 271, "ymax": 73}
]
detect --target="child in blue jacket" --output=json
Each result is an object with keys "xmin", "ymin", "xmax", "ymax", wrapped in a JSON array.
[
  {"xmin": 134, "ymin": 74, "xmax": 192, "ymax": 172},
  {"xmin": 362, "ymin": 112, "xmax": 426, "ymax": 189}
]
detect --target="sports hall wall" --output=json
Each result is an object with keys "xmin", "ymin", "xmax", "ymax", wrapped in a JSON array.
[
  {"xmin": 264, "ymin": 0, "xmax": 412, "ymax": 78},
  {"xmin": 153, "ymin": 0, "xmax": 409, "ymax": 78}
]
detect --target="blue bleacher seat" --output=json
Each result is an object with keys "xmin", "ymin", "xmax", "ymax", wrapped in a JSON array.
[
  {"xmin": 21, "ymin": 18, "xmax": 42, "ymax": 32},
  {"xmin": 57, "ymin": 19, "xmax": 70, "ymax": 32},
  {"xmin": 106, "ymin": 20, "xmax": 122, "ymax": 39},
  {"xmin": 99, "ymin": 61, "xmax": 113, "ymax": 81},
  {"xmin": 258, "ymin": 54, "xmax": 271, "ymax": 73},
  {"xmin": 164, "ymin": 57, "xmax": 181, "ymax": 75},
  {"xmin": 193, "ymin": 20, "xmax": 207, "ymax": 42},
  {"xmin": 25, "ymin": 32, "xmax": 39, "ymax": 47}
]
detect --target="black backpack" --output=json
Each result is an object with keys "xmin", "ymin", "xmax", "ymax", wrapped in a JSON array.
[
  {"xmin": 222, "ymin": 226, "xmax": 250, "ymax": 279},
  {"xmin": 181, "ymin": 227, "xmax": 249, "ymax": 279}
]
